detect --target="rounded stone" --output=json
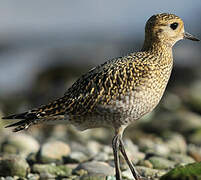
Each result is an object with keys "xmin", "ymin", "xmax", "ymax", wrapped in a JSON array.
[
  {"xmin": 122, "ymin": 166, "xmax": 166, "ymax": 179},
  {"xmin": 65, "ymin": 151, "xmax": 88, "ymax": 163},
  {"xmin": 165, "ymin": 133, "xmax": 187, "ymax": 153},
  {"xmin": 32, "ymin": 163, "xmax": 72, "ymax": 178},
  {"xmin": 75, "ymin": 161, "xmax": 115, "ymax": 176},
  {"xmin": 1, "ymin": 133, "xmax": 40, "ymax": 156},
  {"xmin": 39, "ymin": 140, "xmax": 71, "ymax": 163},
  {"xmin": 0, "ymin": 154, "xmax": 29, "ymax": 177},
  {"xmin": 168, "ymin": 153, "xmax": 195, "ymax": 164},
  {"xmin": 148, "ymin": 156, "xmax": 176, "ymax": 170}
]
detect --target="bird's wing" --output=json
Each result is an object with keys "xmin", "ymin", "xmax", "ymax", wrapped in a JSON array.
[{"xmin": 3, "ymin": 55, "xmax": 145, "ymax": 132}]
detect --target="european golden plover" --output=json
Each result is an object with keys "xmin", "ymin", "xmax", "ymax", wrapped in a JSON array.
[{"xmin": 3, "ymin": 13, "xmax": 199, "ymax": 180}]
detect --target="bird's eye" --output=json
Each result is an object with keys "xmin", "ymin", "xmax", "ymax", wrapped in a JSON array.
[{"xmin": 170, "ymin": 22, "xmax": 178, "ymax": 30}]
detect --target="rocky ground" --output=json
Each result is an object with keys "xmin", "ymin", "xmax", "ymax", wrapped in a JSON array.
[{"xmin": 0, "ymin": 67, "xmax": 201, "ymax": 180}]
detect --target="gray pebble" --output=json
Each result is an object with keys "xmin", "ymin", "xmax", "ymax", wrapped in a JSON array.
[
  {"xmin": 165, "ymin": 133, "xmax": 187, "ymax": 153},
  {"xmin": 75, "ymin": 161, "xmax": 115, "ymax": 176},
  {"xmin": 66, "ymin": 151, "xmax": 89, "ymax": 163},
  {"xmin": 39, "ymin": 140, "xmax": 71, "ymax": 163},
  {"xmin": 168, "ymin": 153, "xmax": 195, "ymax": 164},
  {"xmin": 122, "ymin": 166, "xmax": 166, "ymax": 179},
  {"xmin": 148, "ymin": 156, "xmax": 176, "ymax": 170}
]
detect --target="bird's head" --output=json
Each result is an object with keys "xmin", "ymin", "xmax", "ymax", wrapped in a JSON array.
[{"xmin": 144, "ymin": 13, "xmax": 199, "ymax": 48}]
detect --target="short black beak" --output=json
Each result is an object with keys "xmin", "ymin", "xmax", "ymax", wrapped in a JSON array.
[{"xmin": 184, "ymin": 32, "xmax": 199, "ymax": 41}]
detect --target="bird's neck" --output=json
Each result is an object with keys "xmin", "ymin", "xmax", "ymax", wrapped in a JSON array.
[{"xmin": 141, "ymin": 40, "xmax": 173, "ymax": 63}]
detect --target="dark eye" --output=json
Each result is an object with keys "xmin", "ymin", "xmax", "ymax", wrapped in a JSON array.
[{"xmin": 170, "ymin": 22, "xmax": 178, "ymax": 30}]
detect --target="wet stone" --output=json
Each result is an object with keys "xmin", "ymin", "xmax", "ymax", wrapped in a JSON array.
[
  {"xmin": 39, "ymin": 140, "xmax": 71, "ymax": 163},
  {"xmin": 75, "ymin": 161, "xmax": 115, "ymax": 176},
  {"xmin": 0, "ymin": 154, "xmax": 29, "ymax": 177}
]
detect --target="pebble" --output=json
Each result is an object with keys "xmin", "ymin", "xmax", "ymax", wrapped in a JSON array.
[
  {"xmin": 0, "ymin": 154, "xmax": 29, "ymax": 177},
  {"xmin": 27, "ymin": 173, "xmax": 40, "ymax": 180},
  {"xmin": 39, "ymin": 140, "xmax": 71, "ymax": 163},
  {"xmin": 124, "ymin": 139, "xmax": 145, "ymax": 163},
  {"xmin": 165, "ymin": 133, "xmax": 187, "ymax": 153},
  {"xmin": 93, "ymin": 152, "xmax": 110, "ymax": 162},
  {"xmin": 188, "ymin": 144, "xmax": 201, "ymax": 162},
  {"xmin": 1, "ymin": 133, "xmax": 40, "ymax": 156},
  {"xmin": 80, "ymin": 174, "xmax": 106, "ymax": 180},
  {"xmin": 32, "ymin": 163, "xmax": 72, "ymax": 178},
  {"xmin": 168, "ymin": 153, "xmax": 195, "ymax": 164},
  {"xmin": 65, "ymin": 151, "xmax": 89, "ymax": 163},
  {"xmin": 122, "ymin": 166, "xmax": 166, "ymax": 179},
  {"xmin": 148, "ymin": 156, "xmax": 176, "ymax": 170},
  {"xmin": 188, "ymin": 128, "xmax": 201, "ymax": 145},
  {"xmin": 75, "ymin": 161, "xmax": 115, "ymax": 176},
  {"xmin": 138, "ymin": 137, "xmax": 170, "ymax": 156}
]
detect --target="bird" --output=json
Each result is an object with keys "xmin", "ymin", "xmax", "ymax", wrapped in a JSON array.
[{"xmin": 2, "ymin": 13, "xmax": 199, "ymax": 180}]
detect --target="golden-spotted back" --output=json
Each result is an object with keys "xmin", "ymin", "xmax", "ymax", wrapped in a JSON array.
[{"xmin": 3, "ymin": 13, "xmax": 199, "ymax": 132}]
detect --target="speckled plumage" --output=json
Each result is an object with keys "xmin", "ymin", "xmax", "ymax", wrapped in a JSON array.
[{"xmin": 3, "ymin": 13, "xmax": 199, "ymax": 180}]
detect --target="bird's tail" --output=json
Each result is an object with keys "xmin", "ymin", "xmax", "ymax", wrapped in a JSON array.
[{"xmin": 2, "ymin": 97, "xmax": 67, "ymax": 132}]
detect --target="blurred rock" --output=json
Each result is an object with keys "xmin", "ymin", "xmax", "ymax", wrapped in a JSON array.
[
  {"xmin": 93, "ymin": 152, "xmax": 110, "ymax": 162},
  {"xmin": 164, "ymin": 132, "xmax": 187, "ymax": 153},
  {"xmin": 188, "ymin": 144, "xmax": 201, "ymax": 162},
  {"xmin": 168, "ymin": 153, "xmax": 195, "ymax": 164},
  {"xmin": 1, "ymin": 133, "xmax": 39, "ymax": 156},
  {"xmin": 39, "ymin": 140, "xmax": 71, "ymax": 163},
  {"xmin": 75, "ymin": 161, "xmax": 115, "ymax": 176},
  {"xmin": 137, "ymin": 159, "xmax": 153, "ymax": 168},
  {"xmin": 188, "ymin": 128, "xmax": 201, "ymax": 145},
  {"xmin": 138, "ymin": 137, "xmax": 170, "ymax": 156},
  {"xmin": 160, "ymin": 162, "xmax": 201, "ymax": 180},
  {"xmin": 142, "ymin": 111, "xmax": 201, "ymax": 134},
  {"xmin": 188, "ymin": 81, "xmax": 201, "ymax": 113},
  {"xmin": 162, "ymin": 93, "xmax": 182, "ymax": 111},
  {"xmin": 124, "ymin": 139, "xmax": 145, "ymax": 163},
  {"xmin": 32, "ymin": 163, "xmax": 72, "ymax": 179},
  {"xmin": 148, "ymin": 156, "xmax": 176, "ymax": 170},
  {"xmin": 122, "ymin": 166, "xmax": 166, "ymax": 179},
  {"xmin": 27, "ymin": 173, "xmax": 40, "ymax": 180},
  {"xmin": 65, "ymin": 151, "xmax": 89, "ymax": 163},
  {"xmin": 80, "ymin": 174, "xmax": 106, "ymax": 180},
  {"xmin": 0, "ymin": 154, "xmax": 29, "ymax": 177},
  {"xmin": 87, "ymin": 140, "xmax": 102, "ymax": 156}
]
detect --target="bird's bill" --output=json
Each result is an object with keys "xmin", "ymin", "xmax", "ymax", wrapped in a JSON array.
[{"xmin": 184, "ymin": 32, "xmax": 200, "ymax": 41}]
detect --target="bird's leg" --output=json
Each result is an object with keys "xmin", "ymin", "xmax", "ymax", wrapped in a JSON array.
[
  {"xmin": 119, "ymin": 138, "xmax": 145, "ymax": 180},
  {"xmin": 112, "ymin": 133, "xmax": 122, "ymax": 180}
]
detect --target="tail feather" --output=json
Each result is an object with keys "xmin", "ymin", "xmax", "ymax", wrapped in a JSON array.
[
  {"xmin": 2, "ymin": 97, "xmax": 67, "ymax": 132},
  {"xmin": 5, "ymin": 119, "xmax": 32, "ymax": 132},
  {"xmin": 2, "ymin": 112, "xmax": 37, "ymax": 120}
]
